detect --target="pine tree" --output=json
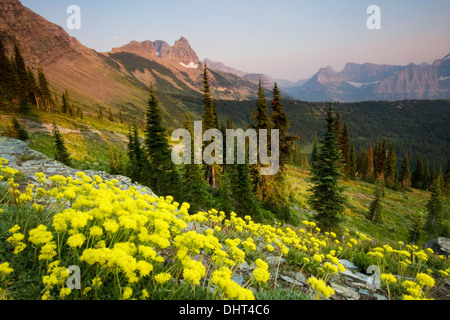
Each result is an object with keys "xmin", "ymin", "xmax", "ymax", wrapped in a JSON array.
[
  {"xmin": 181, "ymin": 113, "xmax": 214, "ymax": 212},
  {"xmin": 217, "ymin": 169, "xmax": 234, "ymax": 215},
  {"xmin": 119, "ymin": 109, "xmax": 124, "ymax": 124},
  {"xmin": 144, "ymin": 84, "xmax": 180, "ymax": 198},
  {"xmin": 368, "ymin": 179, "xmax": 385, "ymax": 223},
  {"xmin": 340, "ymin": 122, "xmax": 350, "ymax": 177},
  {"xmin": 202, "ymin": 64, "xmax": 219, "ymax": 188},
  {"xmin": 234, "ymin": 159, "xmax": 262, "ymax": 219},
  {"xmin": 385, "ymin": 141, "xmax": 397, "ymax": 188},
  {"xmin": 310, "ymin": 132, "xmax": 318, "ymax": 168},
  {"xmin": 13, "ymin": 43, "xmax": 29, "ymax": 109},
  {"xmin": 250, "ymin": 80, "xmax": 273, "ymax": 201},
  {"xmin": 108, "ymin": 107, "xmax": 114, "ymax": 122},
  {"xmin": 9, "ymin": 117, "xmax": 29, "ymax": 141},
  {"xmin": 126, "ymin": 125, "xmax": 145, "ymax": 184},
  {"xmin": 0, "ymin": 39, "xmax": 17, "ymax": 101},
  {"xmin": 308, "ymin": 104, "xmax": 346, "ymax": 230},
  {"xmin": 425, "ymin": 174, "xmax": 444, "ymax": 237},
  {"xmin": 444, "ymin": 157, "xmax": 450, "ymax": 196},
  {"xmin": 374, "ymin": 138, "xmax": 387, "ymax": 180},
  {"xmin": 422, "ymin": 160, "xmax": 431, "ymax": 191},
  {"xmin": 399, "ymin": 155, "xmax": 411, "ymax": 189},
  {"xmin": 37, "ymin": 66, "xmax": 53, "ymax": 112},
  {"xmin": 409, "ymin": 212, "xmax": 424, "ymax": 244},
  {"xmin": 61, "ymin": 91, "xmax": 70, "ymax": 114},
  {"xmin": 368, "ymin": 144, "xmax": 375, "ymax": 180},
  {"xmin": 52, "ymin": 121, "xmax": 71, "ymax": 166},
  {"xmin": 348, "ymin": 143, "xmax": 356, "ymax": 180},
  {"xmin": 411, "ymin": 156, "xmax": 423, "ymax": 189}
]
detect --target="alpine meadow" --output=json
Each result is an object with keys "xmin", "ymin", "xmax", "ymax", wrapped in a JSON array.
[{"xmin": 0, "ymin": 0, "xmax": 449, "ymax": 307}]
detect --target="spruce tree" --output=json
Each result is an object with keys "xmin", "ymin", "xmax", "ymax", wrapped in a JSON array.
[
  {"xmin": 444, "ymin": 157, "xmax": 450, "ymax": 196},
  {"xmin": 422, "ymin": 160, "xmax": 431, "ymax": 191},
  {"xmin": 368, "ymin": 179, "xmax": 384, "ymax": 223},
  {"xmin": 348, "ymin": 143, "xmax": 357, "ymax": 180},
  {"xmin": 202, "ymin": 64, "xmax": 219, "ymax": 188},
  {"xmin": 411, "ymin": 156, "xmax": 423, "ymax": 189},
  {"xmin": 37, "ymin": 66, "xmax": 53, "ymax": 112},
  {"xmin": 385, "ymin": 141, "xmax": 397, "ymax": 188},
  {"xmin": 308, "ymin": 104, "xmax": 346, "ymax": 230},
  {"xmin": 9, "ymin": 117, "xmax": 29, "ymax": 141},
  {"xmin": 13, "ymin": 44, "xmax": 28, "ymax": 109},
  {"xmin": 0, "ymin": 39, "xmax": 16, "ymax": 101},
  {"xmin": 310, "ymin": 132, "xmax": 318, "ymax": 168},
  {"xmin": 217, "ymin": 169, "xmax": 234, "ymax": 215},
  {"xmin": 234, "ymin": 159, "xmax": 262, "ymax": 219},
  {"xmin": 108, "ymin": 107, "xmax": 114, "ymax": 122},
  {"xmin": 144, "ymin": 84, "xmax": 180, "ymax": 198},
  {"xmin": 52, "ymin": 121, "xmax": 71, "ymax": 166},
  {"xmin": 340, "ymin": 122, "xmax": 350, "ymax": 177},
  {"xmin": 250, "ymin": 79, "xmax": 273, "ymax": 201},
  {"xmin": 409, "ymin": 212, "xmax": 424, "ymax": 244},
  {"xmin": 399, "ymin": 155, "xmax": 411, "ymax": 189},
  {"xmin": 126, "ymin": 124, "xmax": 147, "ymax": 184},
  {"xmin": 425, "ymin": 174, "xmax": 444, "ymax": 237},
  {"xmin": 181, "ymin": 113, "xmax": 214, "ymax": 212}
]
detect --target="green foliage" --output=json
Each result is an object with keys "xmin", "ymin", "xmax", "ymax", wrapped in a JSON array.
[
  {"xmin": 368, "ymin": 179, "xmax": 385, "ymax": 223},
  {"xmin": 52, "ymin": 121, "xmax": 71, "ymax": 166},
  {"xmin": 308, "ymin": 104, "xmax": 347, "ymax": 230}
]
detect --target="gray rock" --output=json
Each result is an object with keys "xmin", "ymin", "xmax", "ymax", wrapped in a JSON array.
[
  {"xmin": 340, "ymin": 269, "xmax": 370, "ymax": 284},
  {"xmin": 266, "ymin": 256, "xmax": 286, "ymax": 265},
  {"xmin": 339, "ymin": 259, "xmax": 359, "ymax": 270},
  {"xmin": 232, "ymin": 275, "xmax": 245, "ymax": 286},
  {"xmin": 426, "ymin": 237, "xmax": 450, "ymax": 257},
  {"xmin": 238, "ymin": 261, "xmax": 256, "ymax": 271},
  {"xmin": 279, "ymin": 274, "xmax": 304, "ymax": 287},
  {"xmin": 330, "ymin": 282, "xmax": 361, "ymax": 300},
  {"xmin": 374, "ymin": 293, "xmax": 388, "ymax": 300}
]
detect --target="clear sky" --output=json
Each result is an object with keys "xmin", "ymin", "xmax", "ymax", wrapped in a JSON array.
[{"xmin": 20, "ymin": 0, "xmax": 450, "ymax": 81}]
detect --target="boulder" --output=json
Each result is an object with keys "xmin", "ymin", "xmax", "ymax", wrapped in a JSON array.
[{"xmin": 426, "ymin": 237, "xmax": 450, "ymax": 257}]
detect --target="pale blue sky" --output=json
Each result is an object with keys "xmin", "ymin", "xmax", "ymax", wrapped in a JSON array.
[{"xmin": 21, "ymin": 0, "xmax": 450, "ymax": 81}]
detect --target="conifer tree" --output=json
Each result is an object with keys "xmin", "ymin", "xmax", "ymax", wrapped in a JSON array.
[
  {"xmin": 308, "ymin": 104, "xmax": 346, "ymax": 230},
  {"xmin": 144, "ymin": 84, "xmax": 180, "ymax": 198},
  {"xmin": 340, "ymin": 122, "xmax": 350, "ymax": 177},
  {"xmin": 368, "ymin": 178, "xmax": 385, "ymax": 223},
  {"xmin": 10, "ymin": 117, "xmax": 29, "ymax": 141},
  {"xmin": 250, "ymin": 79, "xmax": 273, "ymax": 201},
  {"xmin": 409, "ymin": 212, "xmax": 424, "ymax": 244},
  {"xmin": 217, "ymin": 169, "xmax": 234, "ymax": 215},
  {"xmin": 202, "ymin": 64, "xmax": 219, "ymax": 188},
  {"xmin": 126, "ymin": 125, "xmax": 145, "ymax": 184},
  {"xmin": 411, "ymin": 156, "xmax": 423, "ymax": 189},
  {"xmin": 181, "ymin": 113, "xmax": 214, "ymax": 212},
  {"xmin": 310, "ymin": 132, "xmax": 318, "ymax": 168},
  {"xmin": 425, "ymin": 174, "xmax": 444, "ymax": 237},
  {"xmin": 52, "ymin": 121, "xmax": 71, "ymax": 166},
  {"xmin": 37, "ymin": 66, "xmax": 53, "ymax": 112},
  {"xmin": 234, "ymin": 159, "xmax": 262, "ymax": 219},
  {"xmin": 399, "ymin": 155, "xmax": 411, "ymax": 189},
  {"xmin": 0, "ymin": 39, "xmax": 16, "ymax": 101},
  {"xmin": 13, "ymin": 44, "xmax": 28, "ymax": 109},
  {"xmin": 444, "ymin": 157, "xmax": 450, "ymax": 196},
  {"xmin": 368, "ymin": 144, "xmax": 375, "ymax": 180},
  {"xmin": 25, "ymin": 67, "xmax": 38, "ymax": 107},
  {"xmin": 348, "ymin": 143, "xmax": 357, "ymax": 180},
  {"xmin": 108, "ymin": 107, "xmax": 114, "ymax": 122},
  {"xmin": 119, "ymin": 109, "xmax": 124, "ymax": 124},
  {"xmin": 385, "ymin": 141, "xmax": 397, "ymax": 188},
  {"xmin": 422, "ymin": 160, "xmax": 431, "ymax": 191},
  {"xmin": 374, "ymin": 138, "xmax": 387, "ymax": 180},
  {"xmin": 267, "ymin": 83, "xmax": 298, "ymax": 218}
]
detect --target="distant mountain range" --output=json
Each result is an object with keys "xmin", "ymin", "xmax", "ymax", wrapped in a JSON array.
[{"xmin": 0, "ymin": 0, "xmax": 449, "ymax": 117}]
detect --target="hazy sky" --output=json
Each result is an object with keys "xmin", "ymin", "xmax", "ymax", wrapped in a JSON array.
[{"xmin": 21, "ymin": 0, "xmax": 450, "ymax": 81}]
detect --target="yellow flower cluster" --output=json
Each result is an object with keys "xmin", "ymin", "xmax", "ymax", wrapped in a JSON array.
[
  {"xmin": 253, "ymin": 259, "xmax": 270, "ymax": 284},
  {"xmin": 307, "ymin": 276, "xmax": 335, "ymax": 299}
]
